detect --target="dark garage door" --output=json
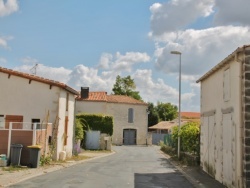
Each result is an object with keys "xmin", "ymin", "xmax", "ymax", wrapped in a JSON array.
[{"xmin": 123, "ymin": 129, "xmax": 136, "ymax": 145}]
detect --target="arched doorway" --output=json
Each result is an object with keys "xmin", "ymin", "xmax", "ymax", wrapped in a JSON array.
[{"xmin": 123, "ymin": 129, "xmax": 136, "ymax": 145}]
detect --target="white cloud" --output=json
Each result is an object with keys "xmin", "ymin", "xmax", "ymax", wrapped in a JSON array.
[
  {"xmin": 0, "ymin": 0, "xmax": 19, "ymax": 17},
  {"xmin": 132, "ymin": 69, "xmax": 178, "ymax": 102},
  {"xmin": 150, "ymin": 0, "xmax": 215, "ymax": 36},
  {"xmin": 0, "ymin": 36, "xmax": 13, "ymax": 49},
  {"xmin": 153, "ymin": 26, "xmax": 250, "ymax": 76},
  {"xmin": 98, "ymin": 53, "xmax": 112, "ymax": 70},
  {"xmin": 67, "ymin": 64, "xmax": 114, "ymax": 92},
  {"xmin": 214, "ymin": 0, "xmax": 250, "ymax": 26},
  {"xmin": 14, "ymin": 64, "xmax": 71, "ymax": 84},
  {"xmin": 98, "ymin": 52, "xmax": 150, "ymax": 73}
]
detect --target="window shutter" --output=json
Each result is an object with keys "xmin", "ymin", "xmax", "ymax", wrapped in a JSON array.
[{"xmin": 128, "ymin": 108, "xmax": 134, "ymax": 123}]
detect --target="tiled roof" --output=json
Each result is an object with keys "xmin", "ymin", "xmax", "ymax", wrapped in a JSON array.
[
  {"xmin": 77, "ymin": 92, "xmax": 147, "ymax": 105},
  {"xmin": 0, "ymin": 66, "xmax": 78, "ymax": 95},
  {"xmin": 107, "ymin": 95, "xmax": 147, "ymax": 105},
  {"xmin": 76, "ymin": 92, "xmax": 107, "ymax": 102},
  {"xmin": 196, "ymin": 44, "xmax": 250, "ymax": 83},
  {"xmin": 149, "ymin": 120, "xmax": 186, "ymax": 130},
  {"xmin": 181, "ymin": 112, "xmax": 200, "ymax": 118}
]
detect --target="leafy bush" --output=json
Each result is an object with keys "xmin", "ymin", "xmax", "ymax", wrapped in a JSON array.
[
  {"xmin": 76, "ymin": 114, "xmax": 113, "ymax": 136},
  {"xmin": 172, "ymin": 122, "xmax": 200, "ymax": 154},
  {"xmin": 75, "ymin": 118, "xmax": 84, "ymax": 141}
]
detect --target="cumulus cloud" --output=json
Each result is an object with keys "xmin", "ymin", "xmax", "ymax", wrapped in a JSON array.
[
  {"xmin": 14, "ymin": 64, "xmax": 71, "ymax": 84},
  {"xmin": 67, "ymin": 64, "xmax": 113, "ymax": 92},
  {"xmin": 132, "ymin": 69, "xmax": 178, "ymax": 102},
  {"xmin": 98, "ymin": 52, "xmax": 150, "ymax": 73},
  {"xmin": 153, "ymin": 26, "xmax": 250, "ymax": 76},
  {"xmin": 0, "ymin": 0, "xmax": 19, "ymax": 17},
  {"xmin": 150, "ymin": 0, "xmax": 215, "ymax": 36},
  {"xmin": 214, "ymin": 0, "xmax": 250, "ymax": 26}
]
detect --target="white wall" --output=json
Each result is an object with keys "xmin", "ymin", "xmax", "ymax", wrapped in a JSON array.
[
  {"xmin": 0, "ymin": 72, "xmax": 76, "ymax": 160},
  {"xmin": 0, "ymin": 72, "xmax": 59, "ymax": 123},
  {"xmin": 200, "ymin": 54, "xmax": 243, "ymax": 187}
]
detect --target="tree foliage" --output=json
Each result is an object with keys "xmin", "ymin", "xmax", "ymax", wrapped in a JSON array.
[
  {"xmin": 155, "ymin": 102, "xmax": 178, "ymax": 121},
  {"xmin": 75, "ymin": 118, "xmax": 84, "ymax": 141},
  {"xmin": 112, "ymin": 75, "xmax": 142, "ymax": 100},
  {"xmin": 172, "ymin": 122, "xmax": 200, "ymax": 154},
  {"xmin": 76, "ymin": 114, "xmax": 113, "ymax": 136},
  {"xmin": 147, "ymin": 102, "xmax": 159, "ymax": 127},
  {"xmin": 147, "ymin": 102, "xmax": 177, "ymax": 127}
]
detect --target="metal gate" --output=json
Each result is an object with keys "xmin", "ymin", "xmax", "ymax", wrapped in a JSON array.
[
  {"xmin": 85, "ymin": 131, "xmax": 100, "ymax": 150},
  {"xmin": 123, "ymin": 129, "xmax": 136, "ymax": 145},
  {"xmin": 152, "ymin": 133, "xmax": 167, "ymax": 145}
]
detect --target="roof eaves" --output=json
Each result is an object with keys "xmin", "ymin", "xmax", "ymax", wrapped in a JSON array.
[{"xmin": 0, "ymin": 67, "xmax": 78, "ymax": 95}]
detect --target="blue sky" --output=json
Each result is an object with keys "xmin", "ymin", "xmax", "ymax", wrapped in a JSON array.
[{"xmin": 1, "ymin": 0, "xmax": 250, "ymax": 112}]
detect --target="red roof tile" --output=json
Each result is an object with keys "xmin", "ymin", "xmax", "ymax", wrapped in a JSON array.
[
  {"xmin": 76, "ymin": 92, "xmax": 107, "ymax": 102},
  {"xmin": 0, "ymin": 66, "xmax": 78, "ymax": 95},
  {"xmin": 181, "ymin": 112, "xmax": 200, "ymax": 118},
  {"xmin": 149, "ymin": 120, "xmax": 187, "ymax": 130},
  {"xmin": 77, "ymin": 92, "xmax": 147, "ymax": 105},
  {"xmin": 107, "ymin": 95, "xmax": 147, "ymax": 105}
]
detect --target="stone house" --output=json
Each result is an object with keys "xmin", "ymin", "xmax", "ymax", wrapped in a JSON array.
[
  {"xmin": 197, "ymin": 45, "xmax": 250, "ymax": 188},
  {"xmin": 75, "ymin": 87, "xmax": 148, "ymax": 145}
]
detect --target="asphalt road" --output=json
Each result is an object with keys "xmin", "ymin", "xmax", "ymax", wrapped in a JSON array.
[{"xmin": 9, "ymin": 146, "xmax": 194, "ymax": 188}]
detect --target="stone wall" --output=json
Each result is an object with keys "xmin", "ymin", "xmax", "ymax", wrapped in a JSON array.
[{"xmin": 243, "ymin": 47, "xmax": 250, "ymax": 188}]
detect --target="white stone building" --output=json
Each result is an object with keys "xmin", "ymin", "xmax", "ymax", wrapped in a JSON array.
[
  {"xmin": 76, "ymin": 88, "xmax": 148, "ymax": 145},
  {"xmin": 0, "ymin": 67, "xmax": 78, "ymax": 160},
  {"xmin": 197, "ymin": 45, "xmax": 250, "ymax": 188}
]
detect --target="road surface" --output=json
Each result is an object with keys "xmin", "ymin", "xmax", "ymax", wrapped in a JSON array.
[{"xmin": 9, "ymin": 146, "xmax": 194, "ymax": 188}]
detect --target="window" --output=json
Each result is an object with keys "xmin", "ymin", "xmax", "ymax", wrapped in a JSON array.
[
  {"xmin": 0, "ymin": 115, "xmax": 4, "ymax": 128},
  {"xmin": 223, "ymin": 68, "xmax": 230, "ymax": 102},
  {"xmin": 128, "ymin": 108, "xmax": 134, "ymax": 123},
  {"xmin": 32, "ymin": 119, "xmax": 40, "ymax": 129}
]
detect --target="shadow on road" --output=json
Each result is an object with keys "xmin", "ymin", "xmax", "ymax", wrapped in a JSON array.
[{"xmin": 134, "ymin": 172, "xmax": 194, "ymax": 188}]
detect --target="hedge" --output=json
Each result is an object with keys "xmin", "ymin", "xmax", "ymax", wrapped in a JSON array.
[{"xmin": 76, "ymin": 113, "xmax": 113, "ymax": 136}]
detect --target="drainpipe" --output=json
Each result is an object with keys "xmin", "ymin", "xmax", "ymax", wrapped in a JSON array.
[{"xmin": 72, "ymin": 96, "xmax": 77, "ymax": 154}]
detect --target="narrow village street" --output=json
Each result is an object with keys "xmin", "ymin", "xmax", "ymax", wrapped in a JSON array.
[{"xmin": 7, "ymin": 146, "xmax": 194, "ymax": 188}]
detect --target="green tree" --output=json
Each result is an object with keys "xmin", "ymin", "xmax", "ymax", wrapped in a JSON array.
[
  {"xmin": 147, "ymin": 102, "xmax": 159, "ymax": 127},
  {"xmin": 172, "ymin": 122, "xmax": 200, "ymax": 154},
  {"xmin": 155, "ymin": 102, "xmax": 178, "ymax": 121},
  {"xmin": 112, "ymin": 75, "xmax": 142, "ymax": 100}
]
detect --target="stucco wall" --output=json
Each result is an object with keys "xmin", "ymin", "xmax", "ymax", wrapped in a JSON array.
[
  {"xmin": 200, "ymin": 54, "xmax": 243, "ymax": 187},
  {"xmin": 0, "ymin": 72, "xmax": 76, "ymax": 160},
  {"xmin": 0, "ymin": 72, "xmax": 59, "ymax": 123},
  {"xmin": 56, "ymin": 91, "xmax": 75, "ymax": 159}
]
